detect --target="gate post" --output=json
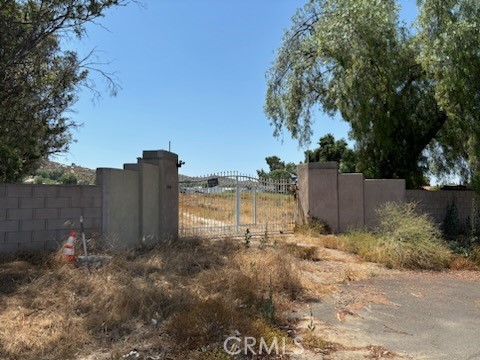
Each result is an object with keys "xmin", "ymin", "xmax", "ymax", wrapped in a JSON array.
[
  {"xmin": 141, "ymin": 150, "xmax": 179, "ymax": 242},
  {"xmin": 235, "ymin": 175, "xmax": 240, "ymax": 232},
  {"xmin": 297, "ymin": 162, "xmax": 340, "ymax": 232},
  {"xmin": 253, "ymin": 188, "xmax": 257, "ymax": 225}
]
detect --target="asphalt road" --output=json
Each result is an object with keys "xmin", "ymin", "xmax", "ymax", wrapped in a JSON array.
[{"xmin": 311, "ymin": 272, "xmax": 480, "ymax": 359}]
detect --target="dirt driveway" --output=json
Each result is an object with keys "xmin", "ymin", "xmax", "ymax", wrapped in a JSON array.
[{"xmin": 294, "ymin": 246, "xmax": 480, "ymax": 359}]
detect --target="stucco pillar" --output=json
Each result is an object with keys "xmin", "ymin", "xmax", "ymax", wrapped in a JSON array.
[
  {"xmin": 141, "ymin": 150, "xmax": 179, "ymax": 241},
  {"xmin": 297, "ymin": 162, "xmax": 340, "ymax": 232}
]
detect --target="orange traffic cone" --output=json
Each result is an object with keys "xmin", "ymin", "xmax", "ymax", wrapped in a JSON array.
[{"xmin": 63, "ymin": 230, "xmax": 76, "ymax": 263}]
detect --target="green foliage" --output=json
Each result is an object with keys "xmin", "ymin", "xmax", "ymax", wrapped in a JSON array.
[
  {"xmin": 265, "ymin": 0, "xmax": 480, "ymax": 188},
  {"xmin": 33, "ymin": 168, "xmax": 65, "ymax": 184},
  {"xmin": 257, "ymin": 155, "xmax": 296, "ymax": 180},
  {"xmin": 0, "ymin": 0, "xmax": 127, "ymax": 183},
  {"xmin": 373, "ymin": 202, "xmax": 451, "ymax": 269},
  {"xmin": 265, "ymin": 155, "xmax": 285, "ymax": 171},
  {"xmin": 36, "ymin": 168, "xmax": 65, "ymax": 181},
  {"xmin": 443, "ymin": 200, "xmax": 461, "ymax": 236},
  {"xmin": 465, "ymin": 196, "xmax": 480, "ymax": 245},
  {"xmin": 305, "ymin": 133, "xmax": 357, "ymax": 172},
  {"xmin": 418, "ymin": 0, "xmax": 480, "ymax": 187},
  {"xmin": 260, "ymin": 280, "xmax": 276, "ymax": 324},
  {"xmin": 325, "ymin": 203, "xmax": 452, "ymax": 270},
  {"xmin": 60, "ymin": 173, "xmax": 78, "ymax": 185},
  {"xmin": 259, "ymin": 225, "xmax": 268, "ymax": 250}
]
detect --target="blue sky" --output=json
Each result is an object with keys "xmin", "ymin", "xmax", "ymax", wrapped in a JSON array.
[{"xmin": 58, "ymin": 0, "xmax": 418, "ymax": 176}]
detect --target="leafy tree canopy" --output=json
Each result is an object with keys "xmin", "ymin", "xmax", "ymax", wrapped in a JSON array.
[
  {"xmin": 265, "ymin": 0, "xmax": 480, "ymax": 188},
  {"xmin": 305, "ymin": 134, "xmax": 357, "ymax": 173},
  {"xmin": 0, "ymin": 0, "xmax": 131, "ymax": 183},
  {"xmin": 257, "ymin": 156, "xmax": 296, "ymax": 180}
]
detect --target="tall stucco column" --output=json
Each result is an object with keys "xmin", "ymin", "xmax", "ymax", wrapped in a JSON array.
[
  {"xmin": 140, "ymin": 150, "xmax": 179, "ymax": 241},
  {"xmin": 96, "ymin": 150, "xmax": 179, "ymax": 250},
  {"xmin": 297, "ymin": 162, "xmax": 340, "ymax": 232}
]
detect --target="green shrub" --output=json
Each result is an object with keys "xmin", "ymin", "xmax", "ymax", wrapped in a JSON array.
[
  {"xmin": 340, "ymin": 203, "xmax": 451, "ymax": 270},
  {"xmin": 33, "ymin": 175, "xmax": 56, "ymax": 184},
  {"xmin": 60, "ymin": 173, "xmax": 77, "ymax": 184},
  {"xmin": 466, "ymin": 196, "xmax": 480, "ymax": 245},
  {"xmin": 373, "ymin": 202, "xmax": 451, "ymax": 270},
  {"xmin": 443, "ymin": 200, "xmax": 461, "ymax": 236},
  {"xmin": 34, "ymin": 168, "xmax": 65, "ymax": 183}
]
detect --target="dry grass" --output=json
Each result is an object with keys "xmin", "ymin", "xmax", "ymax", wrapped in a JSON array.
[
  {"xmin": 0, "ymin": 237, "xmax": 315, "ymax": 359},
  {"xmin": 179, "ymin": 192, "xmax": 296, "ymax": 236},
  {"xmin": 281, "ymin": 243, "xmax": 319, "ymax": 261},
  {"xmin": 449, "ymin": 246, "xmax": 480, "ymax": 270},
  {"xmin": 325, "ymin": 230, "xmax": 452, "ymax": 270},
  {"xmin": 299, "ymin": 203, "xmax": 454, "ymax": 271},
  {"xmin": 294, "ymin": 217, "xmax": 331, "ymax": 237}
]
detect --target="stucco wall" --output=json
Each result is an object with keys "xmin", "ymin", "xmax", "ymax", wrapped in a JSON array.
[
  {"xmin": 338, "ymin": 173, "xmax": 364, "ymax": 232},
  {"xmin": 364, "ymin": 179, "xmax": 406, "ymax": 227},
  {"xmin": 406, "ymin": 189, "xmax": 475, "ymax": 230}
]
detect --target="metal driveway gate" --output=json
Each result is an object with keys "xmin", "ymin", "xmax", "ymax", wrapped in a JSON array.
[{"xmin": 179, "ymin": 172, "xmax": 297, "ymax": 237}]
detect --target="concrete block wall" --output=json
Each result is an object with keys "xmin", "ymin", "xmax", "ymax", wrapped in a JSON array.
[
  {"xmin": 406, "ymin": 190, "xmax": 476, "ymax": 230},
  {"xmin": 0, "ymin": 184, "xmax": 102, "ymax": 253}
]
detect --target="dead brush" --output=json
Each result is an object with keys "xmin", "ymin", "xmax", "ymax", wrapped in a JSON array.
[
  {"xmin": 449, "ymin": 256, "xmax": 479, "ymax": 270},
  {"xmin": 294, "ymin": 216, "xmax": 332, "ymax": 236},
  {"xmin": 0, "ymin": 246, "xmax": 194, "ymax": 359},
  {"xmin": 151, "ymin": 237, "xmax": 229, "ymax": 276},
  {"xmin": 0, "ymin": 237, "xmax": 303, "ymax": 359},
  {"xmin": 165, "ymin": 297, "xmax": 241, "ymax": 350},
  {"xmin": 234, "ymin": 249, "xmax": 303, "ymax": 302},
  {"xmin": 281, "ymin": 243, "xmax": 319, "ymax": 261},
  {"xmin": 166, "ymin": 297, "xmax": 292, "ymax": 353},
  {"xmin": 196, "ymin": 247, "xmax": 304, "ymax": 320}
]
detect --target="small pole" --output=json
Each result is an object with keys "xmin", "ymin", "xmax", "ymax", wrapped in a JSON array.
[
  {"xmin": 169, "ymin": 141, "xmax": 171, "ymax": 152},
  {"xmin": 253, "ymin": 188, "xmax": 257, "ymax": 225},
  {"xmin": 80, "ymin": 216, "xmax": 90, "ymax": 272}
]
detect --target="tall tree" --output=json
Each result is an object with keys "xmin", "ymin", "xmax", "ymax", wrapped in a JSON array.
[
  {"xmin": 257, "ymin": 156, "xmax": 296, "ymax": 180},
  {"xmin": 305, "ymin": 134, "xmax": 357, "ymax": 173},
  {"xmin": 265, "ymin": 0, "xmax": 480, "ymax": 188},
  {"xmin": 0, "ymin": 0, "xmax": 131, "ymax": 183},
  {"xmin": 265, "ymin": 156, "xmax": 285, "ymax": 171}
]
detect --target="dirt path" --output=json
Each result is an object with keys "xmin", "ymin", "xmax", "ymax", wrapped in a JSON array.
[{"xmin": 292, "ymin": 244, "xmax": 480, "ymax": 359}]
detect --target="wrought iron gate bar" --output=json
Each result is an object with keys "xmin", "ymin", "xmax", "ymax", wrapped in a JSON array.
[{"xmin": 179, "ymin": 172, "xmax": 296, "ymax": 238}]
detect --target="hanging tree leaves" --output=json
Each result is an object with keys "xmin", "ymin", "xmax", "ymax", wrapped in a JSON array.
[{"xmin": 265, "ymin": 0, "xmax": 480, "ymax": 188}]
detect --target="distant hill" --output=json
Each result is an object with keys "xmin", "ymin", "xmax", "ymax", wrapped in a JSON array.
[
  {"xmin": 29, "ymin": 161, "xmax": 189, "ymax": 186},
  {"xmin": 25, "ymin": 160, "xmax": 96, "ymax": 185}
]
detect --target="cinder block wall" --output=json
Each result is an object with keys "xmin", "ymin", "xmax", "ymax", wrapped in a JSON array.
[
  {"xmin": 406, "ymin": 190, "xmax": 476, "ymax": 230},
  {"xmin": 0, "ymin": 184, "xmax": 102, "ymax": 253}
]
